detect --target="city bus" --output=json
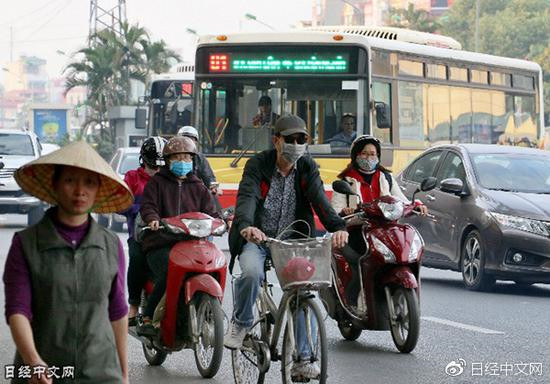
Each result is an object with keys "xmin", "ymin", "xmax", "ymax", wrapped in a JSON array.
[
  {"xmin": 145, "ymin": 62, "xmax": 195, "ymax": 137},
  {"xmin": 192, "ymin": 26, "xmax": 544, "ymax": 207}
]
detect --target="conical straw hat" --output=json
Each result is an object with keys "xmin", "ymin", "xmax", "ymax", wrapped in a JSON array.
[{"xmin": 14, "ymin": 141, "xmax": 133, "ymax": 214}]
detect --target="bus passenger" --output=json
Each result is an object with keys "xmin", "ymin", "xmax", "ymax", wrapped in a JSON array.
[
  {"xmin": 252, "ymin": 95, "xmax": 279, "ymax": 127},
  {"xmin": 327, "ymin": 113, "xmax": 357, "ymax": 148}
]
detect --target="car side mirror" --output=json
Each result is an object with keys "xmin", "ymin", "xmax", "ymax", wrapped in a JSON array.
[
  {"xmin": 135, "ymin": 108, "xmax": 146, "ymax": 129},
  {"xmin": 0, "ymin": 161, "xmax": 4, "ymax": 170},
  {"xmin": 375, "ymin": 102, "xmax": 391, "ymax": 129},
  {"xmin": 332, "ymin": 180, "xmax": 357, "ymax": 196},
  {"xmin": 440, "ymin": 178, "xmax": 464, "ymax": 195},
  {"xmin": 420, "ymin": 176, "xmax": 437, "ymax": 192},
  {"xmin": 412, "ymin": 176, "xmax": 437, "ymax": 202}
]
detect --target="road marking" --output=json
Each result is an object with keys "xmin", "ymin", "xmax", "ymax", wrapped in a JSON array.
[{"xmin": 422, "ymin": 316, "xmax": 505, "ymax": 334}]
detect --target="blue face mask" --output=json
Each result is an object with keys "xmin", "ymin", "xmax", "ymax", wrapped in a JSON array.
[{"xmin": 170, "ymin": 160, "xmax": 193, "ymax": 177}]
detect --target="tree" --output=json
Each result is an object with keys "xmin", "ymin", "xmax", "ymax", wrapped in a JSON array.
[
  {"xmin": 388, "ymin": 3, "xmax": 440, "ymax": 33},
  {"xmin": 63, "ymin": 22, "xmax": 181, "ymax": 159},
  {"xmin": 440, "ymin": 0, "xmax": 550, "ymax": 122}
]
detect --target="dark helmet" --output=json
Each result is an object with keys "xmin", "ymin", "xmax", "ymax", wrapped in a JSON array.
[
  {"xmin": 351, "ymin": 135, "xmax": 381, "ymax": 161},
  {"xmin": 163, "ymin": 136, "xmax": 197, "ymax": 157},
  {"xmin": 140, "ymin": 136, "xmax": 167, "ymax": 168}
]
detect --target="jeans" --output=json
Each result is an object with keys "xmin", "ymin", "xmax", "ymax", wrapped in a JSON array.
[
  {"xmin": 233, "ymin": 242, "xmax": 317, "ymax": 359},
  {"xmin": 144, "ymin": 247, "xmax": 170, "ymax": 318},
  {"xmin": 127, "ymin": 237, "xmax": 149, "ymax": 307}
]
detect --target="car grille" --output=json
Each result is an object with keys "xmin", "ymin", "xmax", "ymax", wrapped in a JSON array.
[{"xmin": 0, "ymin": 168, "xmax": 16, "ymax": 178}]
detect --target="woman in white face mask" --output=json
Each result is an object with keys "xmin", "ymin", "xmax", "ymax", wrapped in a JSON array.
[{"xmin": 331, "ymin": 135, "xmax": 428, "ymax": 216}]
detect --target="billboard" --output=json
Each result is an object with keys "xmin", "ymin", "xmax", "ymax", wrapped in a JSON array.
[{"xmin": 33, "ymin": 109, "xmax": 68, "ymax": 142}]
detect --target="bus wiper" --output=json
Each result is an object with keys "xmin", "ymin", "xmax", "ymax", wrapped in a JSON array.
[{"xmin": 230, "ymin": 137, "xmax": 258, "ymax": 168}]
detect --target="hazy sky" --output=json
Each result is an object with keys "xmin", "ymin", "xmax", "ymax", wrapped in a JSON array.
[{"xmin": 0, "ymin": 0, "xmax": 313, "ymax": 82}]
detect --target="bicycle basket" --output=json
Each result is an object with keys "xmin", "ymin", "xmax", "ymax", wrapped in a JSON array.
[{"xmin": 268, "ymin": 236, "xmax": 332, "ymax": 290}]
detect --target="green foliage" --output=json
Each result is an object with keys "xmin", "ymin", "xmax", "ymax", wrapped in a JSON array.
[
  {"xmin": 63, "ymin": 22, "xmax": 181, "ymax": 160},
  {"xmin": 440, "ymin": 0, "xmax": 550, "ymax": 119},
  {"xmin": 388, "ymin": 3, "xmax": 440, "ymax": 33}
]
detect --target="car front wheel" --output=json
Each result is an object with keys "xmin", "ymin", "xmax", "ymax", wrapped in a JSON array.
[{"xmin": 461, "ymin": 230, "xmax": 495, "ymax": 291}]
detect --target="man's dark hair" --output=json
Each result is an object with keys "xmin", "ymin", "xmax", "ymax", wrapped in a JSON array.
[{"xmin": 258, "ymin": 95, "xmax": 272, "ymax": 107}]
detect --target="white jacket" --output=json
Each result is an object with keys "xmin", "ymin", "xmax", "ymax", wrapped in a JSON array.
[{"xmin": 331, "ymin": 171, "xmax": 410, "ymax": 214}]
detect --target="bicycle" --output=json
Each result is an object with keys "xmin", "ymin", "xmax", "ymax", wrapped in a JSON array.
[{"xmin": 230, "ymin": 235, "xmax": 331, "ymax": 384}]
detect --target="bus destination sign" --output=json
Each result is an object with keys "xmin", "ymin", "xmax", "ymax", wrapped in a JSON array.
[{"xmin": 209, "ymin": 53, "xmax": 349, "ymax": 73}]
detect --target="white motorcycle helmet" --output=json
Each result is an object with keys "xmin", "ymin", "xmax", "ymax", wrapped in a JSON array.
[{"xmin": 177, "ymin": 125, "xmax": 199, "ymax": 141}]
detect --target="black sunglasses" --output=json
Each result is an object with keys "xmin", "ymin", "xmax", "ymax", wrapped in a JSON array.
[{"xmin": 282, "ymin": 134, "xmax": 307, "ymax": 145}]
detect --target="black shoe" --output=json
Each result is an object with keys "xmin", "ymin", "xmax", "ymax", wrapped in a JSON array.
[{"xmin": 137, "ymin": 322, "xmax": 158, "ymax": 337}]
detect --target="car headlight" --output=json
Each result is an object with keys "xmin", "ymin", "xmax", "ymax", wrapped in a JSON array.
[
  {"xmin": 182, "ymin": 219, "xmax": 212, "ymax": 238},
  {"xmin": 490, "ymin": 212, "xmax": 550, "ymax": 237},
  {"xmin": 408, "ymin": 229, "xmax": 424, "ymax": 262},
  {"xmin": 378, "ymin": 201, "xmax": 404, "ymax": 221},
  {"xmin": 371, "ymin": 235, "xmax": 396, "ymax": 263}
]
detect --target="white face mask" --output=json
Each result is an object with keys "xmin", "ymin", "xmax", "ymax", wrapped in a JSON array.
[{"xmin": 281, "ymin": 142, "xmax": 307, "ymax": 163}]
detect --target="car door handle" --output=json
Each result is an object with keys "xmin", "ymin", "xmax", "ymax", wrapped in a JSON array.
[{"xmin": 426, "ymin": 194, "xmax": 436, "ymax": 201}]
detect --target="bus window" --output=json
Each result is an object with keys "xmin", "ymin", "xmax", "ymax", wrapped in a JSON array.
[
  {"xmin": 450, "ymin": 86, "xmax": 471, "ymax": 143},
  {"xmin": 197, "ymin": 78, "xmax": 362, "ymax": 156},
  {"xmin": 372, "ymin": 81, "xmax": 392, "ymax": 143},
  {"xmin": 471, "ymin": 89, "xmax": 492, "ymax": 143},
  {"xmin": 471, "ymin": 70, "xmax": 489, "ymax": 84},
  {"xmin": 449, "ymin": 67, "xmax": 468, "ymax": 82},
  {"xmin": 426, "ymin": 63, "xmax": 446, "ymax": 80},
  {"xmin": 426, "ymin": 85, "xmax": 451, "ymax": 144},
  {"xmin": 398, "ymin": 81, "xmax": 424, "ymax": 147},
  {"xmin": 399, "ymin": 60, "xmax": 424, "ymax": 77}
]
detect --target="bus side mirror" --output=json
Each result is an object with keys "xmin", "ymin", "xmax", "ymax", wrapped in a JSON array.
[
  {"xmin": 375, "ymin": 102, "xmax": 391, "ymax": 129},
  {"xmin": 135, "ymin": 108, "xmax": 146, "ymax": 129}
]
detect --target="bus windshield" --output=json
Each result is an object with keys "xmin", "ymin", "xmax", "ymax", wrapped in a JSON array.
[
  {"xmin": 148, "ymin": 79, "xmax": 193, "ymax": 136},
  {"xmin": 196, "ymin": 77, "xmax": 366, "ymax": 156}
]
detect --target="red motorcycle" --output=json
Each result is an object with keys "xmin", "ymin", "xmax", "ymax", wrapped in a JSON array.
[
  {"xmin": 320, "ymin": 177, "xmax": 436, "ymax": 353},
  {"xmin": 129, "ymin": 212, "xmax": 228, "ymax": 378}
]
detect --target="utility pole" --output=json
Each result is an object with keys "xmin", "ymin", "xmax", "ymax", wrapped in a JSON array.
[
  {"xmin": 89, "ymin": 0, "xmax": 127, "ymax": 45},
  {"xmin": 474, "ymin": 0, "xmax": 480, "ymax": 51}
]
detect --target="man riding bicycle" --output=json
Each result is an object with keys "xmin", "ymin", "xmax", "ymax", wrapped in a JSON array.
[{"xmin": 225, "ymin": 114, "xmax": 348, "ymax": 380}]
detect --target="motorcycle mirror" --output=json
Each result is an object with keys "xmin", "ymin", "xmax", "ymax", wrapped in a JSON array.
[{"xmin": 332, "ymin": 180, "xmax": 357, "ymax": 196}]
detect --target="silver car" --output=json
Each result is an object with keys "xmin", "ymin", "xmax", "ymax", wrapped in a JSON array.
[{"xmin": 397, "ymin": 144, "xmax": 550, "ymax": 290}]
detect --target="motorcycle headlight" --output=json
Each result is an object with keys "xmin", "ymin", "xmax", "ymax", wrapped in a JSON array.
[
  {"xmin": 378, "ymin": 201, "xmax": 404, "ymax": 221},
  {"xmin": 371, "ymin": 235, "xmax": 396, "ymax": 263},
  {"xmin": 490, "ymin": 212, "xmax": 550, "ymax": 237},
  {"xmin": 212, "ymin": 221, "xmax": 227, "ymax": 236},
  {"xmin": 164, "ymin": 222, "xmax": 185, "ymax": 234},
  {"xmin": 408, "ymin": 229, "xmax": 424, "ymax": 262},
  {"xmin": 181, "ymin": 219, "xmax": 212, "ymax": 238}
]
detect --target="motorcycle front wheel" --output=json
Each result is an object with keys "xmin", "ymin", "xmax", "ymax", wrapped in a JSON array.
[
  {"xmin": 142, "ymin": 343, "xmax": 168, "ymax": 366},
  {"xmin": 193, "ymin": 294, "xmax": 224, "ymax": 378},
  {"xmin": 388, "ymin": 287, "xmax": 420, "ymax": 353}
]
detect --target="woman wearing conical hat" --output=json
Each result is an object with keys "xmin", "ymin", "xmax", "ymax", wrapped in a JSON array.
[{"xmin": 2, "ymin": 141, "xmax": 133, "ymax": 384}]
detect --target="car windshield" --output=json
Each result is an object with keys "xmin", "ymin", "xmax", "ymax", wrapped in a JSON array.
[
  {"xmin": 119, "ymin": 153, "xmax": 140, "ymax": 175},
  {"xmin": 472, "ymin": 153, "xmax": 550, "ymax": 193},
  {"xmin": 0, "ymin": 134, "xmax": 35, "ymax": 156}
]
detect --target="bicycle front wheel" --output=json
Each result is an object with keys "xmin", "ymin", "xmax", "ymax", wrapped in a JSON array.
[{"xmin": 281, "ymin": 296, "xmax": 327, "ymax": 384}]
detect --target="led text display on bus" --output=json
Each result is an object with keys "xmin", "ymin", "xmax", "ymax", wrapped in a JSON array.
[
  {"xmin": 208, "ymin": 52, "xmax": 350, "ymax": 73},
  {"xmin": 197, "ymin": 45, "xmax": 365, "ymax": 75}
]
